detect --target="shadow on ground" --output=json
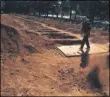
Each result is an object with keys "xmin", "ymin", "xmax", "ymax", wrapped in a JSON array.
[
  {"xmin": 80, "ymin": 49, "xmax": 90, "ymax": 68},
  {"xmin": 87, "ymin": 66, "xmax": 102, "ymax": 91}
]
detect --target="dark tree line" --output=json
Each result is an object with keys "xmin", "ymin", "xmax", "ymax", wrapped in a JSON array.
[{"xmin": 1, "ymin": 0, "xmax": 109, "ymax": 23}]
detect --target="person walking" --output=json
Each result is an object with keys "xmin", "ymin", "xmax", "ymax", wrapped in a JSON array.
[{"xmin": 79, "ymin": 18, "xmax": 91, "ymax": 50}]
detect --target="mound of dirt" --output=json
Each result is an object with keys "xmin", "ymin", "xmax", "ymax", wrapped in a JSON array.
[
  {"xmin": 90, "ymin": 30, "xmax": 109, "ymax": 44},
  {"xmin": 1, "ymin": 14, "xmax": 15, "ymax": 26},
  {"xmin": 1, "ymin": 24, "xmax": 20, "ymax": 57},
  {"xmin": 1, "ymin": 16, "xmax": 55, "ymax": 62},
  {"xmin": 23, "ymin": 45, "xmax": 37, "ymax": 53},
  {"xmin": 1, "ymin": 23, "xmax": 38, "ymax": 62}
]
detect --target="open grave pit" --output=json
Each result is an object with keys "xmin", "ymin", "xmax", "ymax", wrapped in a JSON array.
[
  {"xmin": 42, "ymin": 32, "xmax": 77, "ymax": 39},
  {"xmin": 53, "ymin": 39, "xmax": 82, "ymax": 45},
  {"xmin": 36, "ymin": 29, "xmax": 82, "ymax": 45},
  {"xmin": 38, "ymin": 30, "xmax": 60, "ymax": 34}
]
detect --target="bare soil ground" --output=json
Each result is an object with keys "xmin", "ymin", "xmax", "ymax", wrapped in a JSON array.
[{"xmin": 1, "ymin": 14, "xmax": 109, "ymax": 96}]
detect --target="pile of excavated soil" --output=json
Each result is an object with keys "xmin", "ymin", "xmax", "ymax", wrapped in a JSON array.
[
  {"xmin": 1, "ymin": 15, "xmax": 55, "ymax": 62},
  {"xmin": 90, "ymin": 29, "xmax": 109, "ymax": 44},
  {"xmin": 1, "ymin": 14, "xmax": 19, "ymax": 27},
  {"xmin": 1, "ymin": 24, "xmax": 21, "ymax": 57},
  {"xmin": 1, "ymin": 23, "xmax": 33, "ymax": 65}
]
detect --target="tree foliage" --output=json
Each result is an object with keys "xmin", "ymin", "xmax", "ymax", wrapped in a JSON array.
[{"xmin": 1, "ymin": 0, "xmax": 109, "ymax": 22}]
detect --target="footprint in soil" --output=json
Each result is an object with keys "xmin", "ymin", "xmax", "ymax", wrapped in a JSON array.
[
  {"xmin": 17, "ymin": 88, "xmax": 29, "ymax": 96},
  {"xmin": 21, "ymin": 58, "xmax": 30, "ymax": 64},
  {"xmin": 1, "ymin": 88, "xmax": 16, "ymax": 96},
  {"xmin": 58, "ymin": 68, "xmax": 74, "ymax": 74},
  {"xmin": 59, "ymin": 84, "xmax": 72, "ymax": 93},
  {"xmin": 58, "ymin": 68, "xmax": 91, "ymax": 92},
  {"xmin": 58, "ymin": 68, "xmax": 75, "ymax": 82}
]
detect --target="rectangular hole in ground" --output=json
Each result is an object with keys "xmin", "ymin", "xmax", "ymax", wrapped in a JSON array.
[
  {"xmin": 54, "ymin": 39, "xmax": 82, "ymax": 45},
  {"xmin": 39, "ymin": 31, "xmax": 60, "ymax": 35},
  {"xmin": 37, "ymin": 29, "xmax": 59, "ymax": 32},
  {"xmin": 43, "ymin": 33, "xmax": 77, "ymax": 39},
  {"xmin": 25, "ymin": 30, "xmax": 39, "ymax": 36}
]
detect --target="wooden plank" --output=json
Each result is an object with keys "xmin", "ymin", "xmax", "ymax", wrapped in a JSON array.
[{"xmin": 56, "ymin": 44, "xmax": 108, "ymax": 57}]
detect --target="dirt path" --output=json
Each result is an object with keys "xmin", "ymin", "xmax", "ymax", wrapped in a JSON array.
[{"xmin": 1, "ymin": 14, "xmax": 109, "ymax": 96}]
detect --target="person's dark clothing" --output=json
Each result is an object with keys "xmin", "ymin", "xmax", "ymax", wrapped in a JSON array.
[
  {"xmin": 81, "ymin": 35, "xmax": 90, "ymax": 48},
  {"xmin": 81, "ymin": 21, "xmax": 91, "ymax": 36},
  {"xmin": 80, "ymin": 21, "xmax": 91, "ymax": 49}
]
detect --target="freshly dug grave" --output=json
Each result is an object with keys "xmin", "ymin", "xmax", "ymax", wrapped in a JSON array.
[
  {"xmin": 55, "ymin": 39, "xmax": 82, "ymax": 45},
  {"xmin": 18, "ymin": 15, "xmax": 109, "ymax": 45},
  {"xmin": 23, "ymin": 29, "xmax": 56, "ymax": 50},
  {"xmin": 43, "ymin": 33, "xmax": 76, "ymax": 39}
]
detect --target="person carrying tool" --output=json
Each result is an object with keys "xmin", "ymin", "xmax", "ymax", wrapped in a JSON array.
[{"xmin": 79, "ymin": 18, "xmax": 91, "ymax": 50}]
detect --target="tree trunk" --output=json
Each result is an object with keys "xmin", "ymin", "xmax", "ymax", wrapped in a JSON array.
[
  {"xmin": 38, "ymin": 11, "xmax": 41, "ymax": 17},
  {"xmin": 61, "ymin": 11, "xmax": 63, "ymax": 20},
  {"xmin": 47, "ymin": 10, "xmax": 48, "ymax": 18},
  {"xmin": 52, "ymin": 12, "xmax": 54, "ymax": 18},
  {"xmin": 61, "ymin": 5, "xmax": 63, "ymax": 20},
  {"xmin": 56, "ymin": 13, "xmax": 58, "ymax": 19},
  {"xmin": 74, "ymin": 11, "xmax": 77, "ymax": 20},
  {"xmin": 69, "ymin": 8, "xmax": 72, "ymax": 21},
  {"xmin": 90, "ymin": 15, "xmax": 94, "ymax": 25}
]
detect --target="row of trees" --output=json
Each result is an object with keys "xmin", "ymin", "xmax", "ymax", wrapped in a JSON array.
[{"xmin": 1, "ymin": 1, "xmax": 109, "ymax": 22}]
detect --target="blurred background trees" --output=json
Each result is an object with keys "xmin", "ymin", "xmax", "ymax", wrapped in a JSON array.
[{"xmin": 1, "ymin": 0, "xmax": 109, "ymax": 23}]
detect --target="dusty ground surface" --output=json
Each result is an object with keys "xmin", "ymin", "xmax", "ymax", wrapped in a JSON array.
[{"xmin": 1, "ymin": 14, "xmax": 109, "ymax": 96}]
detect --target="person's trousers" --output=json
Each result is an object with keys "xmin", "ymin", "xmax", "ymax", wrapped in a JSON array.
[{"xmin": 80, "ymin": 35, "xmax": 90, "ymax": 49}]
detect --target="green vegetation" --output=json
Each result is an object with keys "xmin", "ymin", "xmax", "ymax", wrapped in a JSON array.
[{"xmin": 1, "ymin": 1, "xmax": 109, "ymax": 23}]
